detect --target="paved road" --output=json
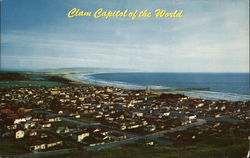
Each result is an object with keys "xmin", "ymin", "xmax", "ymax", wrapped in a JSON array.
[
  {"xmin": 56, "ymin": 114, "xmax": 206, "ymax": 151},
  {"xmin": 62, "ymin": 117, "xmax": 140, "ymax": 139},
  {"xmin": 145, "ymin": 119, "xmax": 206, "ymax": 139},
  {"xmin": 36, "ymin": 110, "xmax": 207, "ymax": 148},
  {"xmin": 24, "ymin": 110, "xmax": 207, "ymax": 153},
  {"xmin": 86, "ymin": 119, "xmax": 207, "ymax": 151}
]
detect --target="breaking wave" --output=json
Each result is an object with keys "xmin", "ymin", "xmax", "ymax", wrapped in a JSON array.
[{"xmin": 74, "ymin": 73, "xmax": 250, "ymax": 101}]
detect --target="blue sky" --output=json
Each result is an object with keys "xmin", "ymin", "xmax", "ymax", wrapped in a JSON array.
[{"xmin": 1, "ymin": 0, "xmax": 249, "ymax": 72}]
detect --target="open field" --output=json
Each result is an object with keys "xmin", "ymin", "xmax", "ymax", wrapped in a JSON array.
[
  {"xmin": 43, "ymin": 142, "xmax": 248, "ymax": 158},
  {"xmin": 52, "ymin": 120, "xmax": 78, "ymax": 129},
  {"xmin": 75, "ymin": 117, "xmax": 100, "ymax": 124},
  {"xmin": 0, "ymin": 81, "xmax": 65, "ymax": 89},
  {"xmin": 0, "ymin": 138, "xmax": 29, "ymax": 155}
]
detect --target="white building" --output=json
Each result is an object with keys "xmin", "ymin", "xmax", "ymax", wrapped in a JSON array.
[
  {"xmin": 15, "ymin": 130, "xmax": 25, "ymax": 139},
  {"xmin": 143, "ymin": 125, "xmax": 156, "ymax": 132},
  {"xmin": 14, "ymin": 117, "xmax": 26, "ymax": 124},
  {"xmin": 72, "ymin": 131, "xmax": 90, "ymax": 142}
]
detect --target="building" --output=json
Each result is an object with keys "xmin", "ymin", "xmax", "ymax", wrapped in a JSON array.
[
  {"xmin": 72, "ymin": 131, "xmax": 90, "ymax": 142},
  {"xmin": 15, "ymin": 130, "xmax": 25, "ymax": 139}
]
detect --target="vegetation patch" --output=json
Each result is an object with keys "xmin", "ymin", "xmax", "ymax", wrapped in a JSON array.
[{"xmin": 0, "ymin": 138, "xmax": 29, "ymax": 155}]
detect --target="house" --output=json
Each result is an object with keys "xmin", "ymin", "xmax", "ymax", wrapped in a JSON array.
[
  {"xmin": 14, "ymin": 117, "xmax": 26, "ymax": 124},
  {"xmin": 94, "ymin": 114, "xmax": 102, "ymax": 119},
  {"xmin": 153, "ymin": 111, "xmax": 170, "ymax": 118},
  {"xmin": 28, "ymin": 130, "xmax": 38, "ymax": 137},
  {"xmin": 45, "ymin": 138, "xmax": 63, "ymax": 148},
  {"xmin": 245, "ymin": 112, "xmax": 250, "ymax": 120},
  {"xmin": 24, "ymin": 115, "xmax": 32, "ymax": 121},
  {"xmin": 5, "ymin": 123, "xmax": 17, "ymax": 130},
  {"xmin": 215, "ymin": 114, "xmax": 221, "ymax": 118},
  {"xmin": 56, "ymin": 126, "xmax": 70, "ymax": 134},
  {"xmin": 127, "ymin": 101, "xmax": 135, "ymax": 108},
  {"xmin": 184, "ymin": 114, "xmax": 197, "ymax": 121},
  {"xmin": 127, "ymin": 124, "xmax": 140, "ymax": 129},
  {"xmin": 23, "ymin": 121, "xmax": 36, "ymax": 129},
  {"xmin": 58, "ymin": 110, "xmax": 64, "ymax": 114},
  {"xmin": 162, "ymin": 111, "xmax": 171, "ymax": 116},
  {"xmin": 17, "ymin": 107, "xmax": 31, "ymax": 114},
  {"xmin": 143, "ymin": 125, "xmax": 156, "ymax": 132},
  {"xmin": 75, "ymin": 114, "xmax": 81, "ymax": 118},
  {"xmin": 26, "ymin": 140, "xmax": 46, "ymax": 151},
  {"xmin": 82, "ymin": 136, "xmax": 105, "ymax": 146},
  {"xmin": 145, "ymin": 140, "xmax": 155, "ymax": 146},
  {"xmin": 41, "ymin": 122, "xmax": 51, "ymax": 128},
  {"xmin": 99, "ymin": 129, "xmax": 109, "ymax": 136},
  {"xmin": 94, "ymin": 133, "xmax": 110, "ymax": 141},
  {"xmin": 195, "ymin": 103, "xmax": 204, "ymax": 108},
  {"xmin": 47, "ymin": 116, "xmax": 61, "ymax": 122},
  {"xmin": 15, "ymin": 130, "xmax": 25, "ymax": 139},
  {"xmin": 0, "ymin": 108, "xmax": 14, "ymax": 114},
  {"xmin": 119, "ymin": 125, "xmax": 127, "ymax": 130},
  {"xmin": 72, "ymin": 131, "xmax": 90, "ymax": 142},
  {"xmin": 32, "ymin": 114, "xmax": 45, "ymax": 121},
  {"xmin": 105, "ymin": 117, "xmax": 114, "ymax": 121},
  {"xmin": 32, "ymin": 117, "xmax": 44, "ymax": 122},
  {"xmin": 220, "ymin": 105, "xmax": 226, "ymax": 111},
  {"xmin": 50, "ymin": 90, "xmax": 60, "ymax": 95},
  {"xmin": 132, "ymin": 111, "xmax": 144, "ymax": 117},
  {"xmin": 137, "ymin": 139, "xmax": 156, "ymax": 146},
  {"xmin": 87, "ymin": 127, "xmax": 101, "ymax": 133}
]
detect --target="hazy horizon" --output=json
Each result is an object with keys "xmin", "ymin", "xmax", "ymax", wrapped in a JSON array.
[
  {"xmin": 1, "ymin": 0, "xmax": 249, "ymax": 72},
  {"xmin": 1, "ymin": 67, "xmax": 250, "ymax": 74}
]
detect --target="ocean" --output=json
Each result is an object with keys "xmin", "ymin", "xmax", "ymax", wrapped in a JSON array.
[{"xmin": 75, "ymin": 72, "xmax": 250, "ymax": 101}]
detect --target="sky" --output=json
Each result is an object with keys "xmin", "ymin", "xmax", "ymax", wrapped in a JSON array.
[{"xmin": 1, "ymin": 0, "xmax": 249, "ymax": 72}]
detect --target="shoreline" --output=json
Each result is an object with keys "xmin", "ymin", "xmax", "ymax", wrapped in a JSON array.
[
  {"xmin": 62, "ymin": 73, "xmax": 143, "ymax": 91},
  {"xmin": 62, "ymin": 73, "xmax": 250, "ymax": 102},
  {"xmin": 62, "ymin": 73, "xmax": 105, "ymax": 88},
  {"xmin": 1, "ymin": 71, "xmax": 248, "ymax": 102}
]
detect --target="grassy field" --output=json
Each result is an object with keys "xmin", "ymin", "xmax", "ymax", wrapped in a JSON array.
[
  {"xmin": 1, "ymin": 137, "xmax": 248, "ymax": 158},
  {"xmin": 0, "ymin": 72, "xmax": 31, "ymax": 81},
  {"xmin": 139, "ymin": 94, "xmax": 159, "ymax": 99},
  {"xmin": 52, "ymin": 120, "xmax": 78, "ymax": 128},
  {"xmin": 0, "ymin": 81, "xmax": 65, "ymax": 89},
  {"xmin": 75, "ymin": 117, "xmax": 100, "ymax": 124},
  {"xmin": 44, "ymin": 142, "xmax": 248, "ymax": 158},
  {"xmin": 0, "ymin": 138, "xmax": 29, "ymax": 155},
  {"xmin": 0, "ymin": 71, "xmax": 71, "ymax": 89},
  {"xmin": 44, "ymin": 132, "xmax": 249, "ymax": 158}
]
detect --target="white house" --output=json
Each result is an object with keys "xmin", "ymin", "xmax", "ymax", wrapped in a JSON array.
[
  {"xmin": 185, "ymin": 114, "xmax": 197, "ymax": 121},
  {"xmin": 56, "ymin": 126, "xmax": 70, "ymax": 134},
  {"xmin": 14, "ymin": 117, "xmax": 26, "ymax": 124},
  {"xmin": 132, "ymin": 111, "xmax": 144, "ymax": 117},
  {"xmin": 15, "ymin": 130, "xmax": 25, "ymax": 139},
  {"xmin": 26, "ymin": 140, "xmax": 46, "ymax": 151},
  {"xmin": 143, "ymin": 125, "xmax": 156, "ymax": 132},
  {"xmin": 72, "ymin": 131, "xmax": 90, "ymax": 142}
]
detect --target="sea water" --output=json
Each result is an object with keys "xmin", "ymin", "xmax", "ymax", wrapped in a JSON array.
[{"xmin": 75, "ymin": 72, "xmax": 250, "ymax": 101}]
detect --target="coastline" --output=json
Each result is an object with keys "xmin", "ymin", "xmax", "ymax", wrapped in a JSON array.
[
  {"xmin": 1, "ymin": 70, "xmax": 243, "ymax": 101},
  {"xmin": 1, "ymin": 72, "xmax": 249, "ymax": 158},
  {"xmin": 62, "ymin": 72, "xmax": 250, "ymax": 102},
  {"xmin": 62, "ymin": 73, "xmax": 103, "ymax": 87},
  {"xmin": 62, "ymin": 72, "xmax": 143, "ymax": 91}
]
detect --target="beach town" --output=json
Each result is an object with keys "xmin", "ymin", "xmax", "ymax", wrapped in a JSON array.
[
  {"xmin": 0, "ymin": 76, "xmax": 249, "ymax": 157},
  {"xmin": 1, "ymin": 0, "xmax": 249, "ymax": 157}
]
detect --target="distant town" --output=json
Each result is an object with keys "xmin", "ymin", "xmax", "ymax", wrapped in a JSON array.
[{"xmin": 0, "ymin": 82, "xmax": 249, "ymax": 157}]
